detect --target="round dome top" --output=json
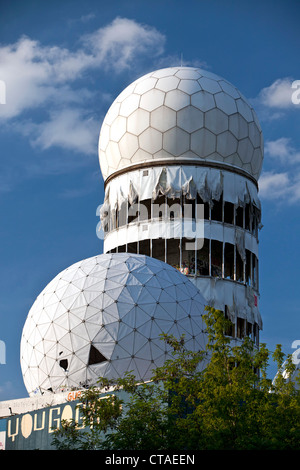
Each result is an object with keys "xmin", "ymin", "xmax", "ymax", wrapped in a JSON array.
[
  {"xmin": 21, "ymin": 253, "xmax": 207, "ymax": 396},
  {"xmin": 98, "ymin": 67, "xmax": 264, "ymax": 182}
]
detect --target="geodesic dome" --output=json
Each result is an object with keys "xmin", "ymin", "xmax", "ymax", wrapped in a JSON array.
[
  {"xmin": 98, "ymin": 66, "xmax": 264, "ymax": 182},
  {"xmin": 20, "ymin": 253, "xmax": 207, "ymax": 396}
]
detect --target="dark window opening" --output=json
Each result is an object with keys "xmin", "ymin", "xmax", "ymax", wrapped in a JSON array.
[
  {"xmin": 152, "ymin": 195, "xmax": 166, "ymax": 220},
  {"xmin": 211, "ymin": 240, "xmax": 222, "ymax": 277},
  {"xmin": 139, "ymin": 239, "xmax": 150, "ymax": 257},
  {"xmin": 117, "ymin": 202, "xmax": 127, "ymax": 228},
  {"xmin": 182, "ymin": 237, "xmax": 196, "ymax": 275},
  {"xmin": 197, "ymin": 238, "xmax": 209, "ymax": 275},
  {"xmin": 152, "ymin": 238, "xmax": 165, "ymax": 262},
  {"xmin": 245, "ymin": 204, "xmax": 251, "ymax": 231},
  {"xmin": 236, "ymin": 317, "xmax": 245, "ymax": 339},
  {"xmin": 236, "ymin": 249, "xmax": 244, "ymax": 282},
  {"xmin": 236, "ymin": 206, "xmax": 244, "ymax": 228},
  {"xmin": 224, "ymin": 202, "xmax": 234, "ymax": 225},
  {"xmin": 140, "ymin": 199, "xmax": 151, "ymax": 222},
  {"xmin": 183, "ymin": 196, "xmax": 195, "ymax": 219},
  {"xmin": 197, "ymin": 194, "xmax": 209, "ymax": 220},
  {"xmin": 246, "ymin": 249, "xmax": 252, "ymax": 286},
  {"xmin": 127, "ymin": 242, "xmax": 137, "ymax": 254},
  {"xmin": 128, "ymin": 200, "xmax": 138, "ymax": 224},
  {"xmin": 59, "ymin": 359, "xmax": 68, "ymax": 371},
  {"xmin": 211, "ymin": 195, "xmax": 223, "ymax": 222},
  {"xmin": 224, "ymin": 306, "xmax": 235, "ymax": 337},
  {"xmin": 224, "ymin": 243, "xmax": 234, "ymax": 280},
  {"xmin": 166, "ymin": 238, "xmax": 180, "ymax": 270},
  {"xmin": 118, "ymin": 244, "xmax": 126, "ymax": 253},
  {"xmin": 88, "ymin": 345, "xmax": 107, "ymax": 365}
]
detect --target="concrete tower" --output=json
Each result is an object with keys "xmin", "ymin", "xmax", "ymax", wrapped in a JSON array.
[{"xmin": 99, "ymin": 66, "xmax": 264, "ymax": 345}]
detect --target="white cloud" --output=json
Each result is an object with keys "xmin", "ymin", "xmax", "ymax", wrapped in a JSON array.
[
  {"xmin": 82, "ymin": 17, "xmax": 166, "ymax": 72},
  {"xmin": 265, "ymin": 137, "xmax": 300, "ymax": 165},
  {"xmin": 0, "ymin": 17, "xmax": 165, "ymax": 158},
  {"xmin": 258, "ymin": 171, "xmax": 290, "ymax": 200},
  {"xmin": 24, "ymin": 108, "xmax": 99, "ymax": 155},
  {"xmin": 258, "ymin": 78, "xmax": 295, "ymax": 109},
  {"xmin": 259, "ymin": 170, "xmax": 300, "ymax": 203}
]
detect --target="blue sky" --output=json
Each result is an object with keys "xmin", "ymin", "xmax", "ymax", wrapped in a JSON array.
[{"xmin": 0, "ymin": 0, "xmax": 299, "ymax": 400}]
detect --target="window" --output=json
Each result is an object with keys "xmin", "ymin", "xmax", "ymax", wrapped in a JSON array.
[
  {"xmin": 139, "ymin": 199, "xmax": 151, "ymax": 222},
  {"xmin": 127, "ymin": 242, "xmax": 137, "ymax": 254},
  {"xmin": 224, "ymin": 306, "xmax": 235, "ymax": 337},
  {"xmin": 236, "ymin": 249, "xmax": 244, "ymax": 283},
  {"xmin": 181, "ymin": 237, "xmax": 196, "ymax": 275},
  {"xmin": 152, "ymin": 238, "xmax": 165, "ymax": 262},
  {"xmin": 211, "ymin": 195, "xmax": 223, "ymax": 222},
  {"xmin": 246, "ymin": 250, "xmax": 252, "ymax": 286},
  {"xmin": 211, "ymin": 240, "xmax": 222, "ymax": 277},
  {"xmin": 166, "ymin": 238, "xmax": 180, "ymax": 270},
  {"xmin": 224, "ymin": 201, "xmax": 234, "ymax": 225},
  {"xmin": 139, "ymin": 239, "xmax": 150, "ymax": 257},
  {"xmin": 236, "ymin": 206, "xmax": 244, "ymax": 228},
  {"xmin": 197, "ymin": 238, "xmax": 209, "ymax": 276},
  {"xmin": 245, "ymin": 204, "xmax": 251, "ymax": 231},
  {"xmin": 197, "ymin": 194, "xmax": 209, "ymax": 220},
  {"xmin": 117, "ymin": 201, "xmax": 127, "ymax": 227},
  {"xmin": 183, "ymin": 196, "xmax": 195, "ymax": 219},
  {"xmin": 236, "ymin": 317, "xmax": 245, "ymax": 339},
  {"xmin": 224, "ymin": 243, "xmax": 234, "ymax": 280}
]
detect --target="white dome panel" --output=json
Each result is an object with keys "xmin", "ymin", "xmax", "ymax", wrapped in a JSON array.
[
  {"xmin": 21, "ymin": 253, "xmax": 208, "ymax": 396},
  {"xmin": 98, "ymin": 67, "xmax": 264, "ymax": 181}
]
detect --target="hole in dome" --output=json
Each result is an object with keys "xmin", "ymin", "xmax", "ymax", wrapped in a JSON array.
[
  {"xmin": 59, "ymin": 359, "xmax": 68, "ymax": 371},
  {"xmin": 88, "ymin": 345, "xmax": 107, "ymax": 365}
]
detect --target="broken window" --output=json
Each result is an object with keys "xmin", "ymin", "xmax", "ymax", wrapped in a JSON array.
[
  {"xmin": 127, "ymin": 242, "xmax": 137, "ymax": 254},
  {"xmin": 152, "ymin": 195, "xmax": 166, "ymax": 220},
  {"xmin": 224, "ymin": 306, "xmax": 235, "ymax": 337},
  {"xmin": 211, "ymin": 195, "xmax": 223, "ymax": 222},
  {"xmin": 139, "ymin": 239, "xmax": 150, "ymax": 257},
  {"xmin": 253, "ymin": 256, "xmax": 259, "ymax": 291},
  {"xmin": 246, "ymin": 249, "xmax": 252, "ymax": 286},
  {"xmin": 196, "ymin": 238, "xmax": 209, "ymax": 276},
  {"xmin": 224, "ymin": 243, "xmax": 234, "ymax": 280},
  {"xmin": 245, "ymin": 204, "xmax": 251, "ymax": 231},
  {"xmin": 211, "ymin": 240, "xmax": 222, "ymax": 277},
  {"xmin": 152, "ymin": 238, "xmax": 165, "ymax": 262},
  {"xmin": 197, "ymin": 194, "xmax": 209, "ymax": 220},
  {"xmin": 181, "ymin": 237, "xmax": 196, "ymax": 275},
  {"xmin": 235, "ymin": 206, "xmax": 244, "ymax": 228},
  {"xmin": 167, "ymin": 197, "xmax": 181, "ymax": 220},
  {"xmin": 236, "ymin": 249, "xmax": 244, "ymax": 283},
  {"xmin": 183, "ymin": 195, "xmax": 196, "ymax": 220},
  {"xmin": 166, "ymin": 238, "xmax": 180, "ymax": 270},
  {"xmin": 128, "ymin": 200, "xmax": 139, "ymax": 224},
  {"xmin": 117, "ymin": 201, "xmax": 127, "ymax": 228},
  {"xmin": 139, "ymin": 199, "xmax": 151, "ymax": 222},
  {"xmin": 224, "ymin": 201, "xmax": 234, "ymax": 225},
  {"xmin": 236, "ymin": 317, "xmax": 245, "ymax": 339}
]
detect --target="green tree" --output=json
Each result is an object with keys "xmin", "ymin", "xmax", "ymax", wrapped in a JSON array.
[{"xmin": 52, "ymin": 306, "xmax": 300, "ymax": 450}]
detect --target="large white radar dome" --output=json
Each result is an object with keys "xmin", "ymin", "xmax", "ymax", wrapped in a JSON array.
[
  {"xmin": 21, "ymin": 253, "xmax": 207, "ymax": 396},
  {"xmin": 98, "ymin": 67, "xmax": 264, "ymax": 182}
]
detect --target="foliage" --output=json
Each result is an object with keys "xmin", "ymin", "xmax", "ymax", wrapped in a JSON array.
[{"xmin": 52, "ymin": 306, "xmax": 300, "ymax": 450}]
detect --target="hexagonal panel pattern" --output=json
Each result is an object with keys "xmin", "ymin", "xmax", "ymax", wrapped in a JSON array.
[
  {"xmin": 20, "ymin": 253, "xmax": 207, "ymax": 396},
  {"xmin": 98, "ymin": 67, "xmax": 264, "ymax": 181}
]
